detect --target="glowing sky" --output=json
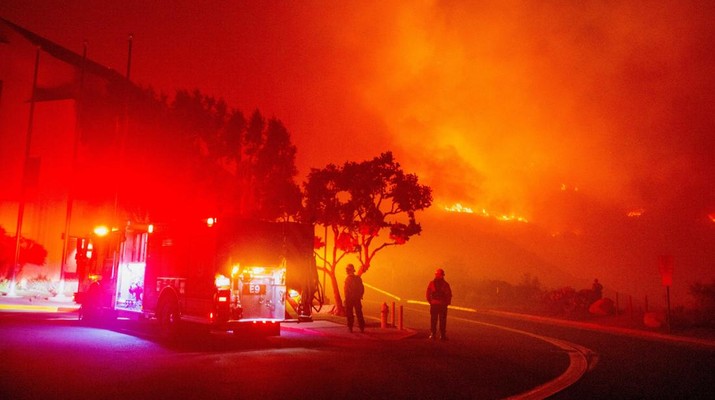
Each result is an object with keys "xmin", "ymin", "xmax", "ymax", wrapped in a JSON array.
[
  {"xmin": 2, "ymin": 1, "xmax": 713, "ymax": 301},
  {"xmin": 3, "ymin": 1, "xmax": 713, "ymax": 216}
]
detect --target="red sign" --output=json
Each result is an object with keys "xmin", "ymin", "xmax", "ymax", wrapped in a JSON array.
[
  {"xmin": 242, "ymin": 284, "xmax": 266, "ymax": 295},
  {"xmin": 658, "ymin": 255, "xmax": 674, "ymax": 287}
]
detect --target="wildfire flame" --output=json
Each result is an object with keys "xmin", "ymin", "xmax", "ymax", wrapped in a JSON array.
[
  {"xmin": 627, "ymin": 208, "xmax": 645, "ymax": 217},
  {"xmin": 444, "ymin": 203, "xmax": 528, "ymax": 223},
  {"xmin": 444, "ymin": 203, "xmax": 474, "ymax": 213}
]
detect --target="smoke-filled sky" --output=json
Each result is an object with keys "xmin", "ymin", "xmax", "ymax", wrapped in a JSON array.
[{"xmin": 2, "ymin": 1, "xmax": 713, "ymax": 301}]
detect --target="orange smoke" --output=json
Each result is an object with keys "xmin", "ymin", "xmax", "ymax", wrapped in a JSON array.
[{"xmin": 347, "ymin": 1, "xmax": 713, "ymax": 233}]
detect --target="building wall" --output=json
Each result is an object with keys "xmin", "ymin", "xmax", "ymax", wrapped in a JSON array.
[{"xmin": 1, "ymin": 21, "xmax": 83, "ymax": 282}]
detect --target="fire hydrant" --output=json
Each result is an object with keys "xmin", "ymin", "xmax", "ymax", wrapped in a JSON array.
[{"xmin": 381, "ymin": 302, "xmax": 389, "ymax": 328}]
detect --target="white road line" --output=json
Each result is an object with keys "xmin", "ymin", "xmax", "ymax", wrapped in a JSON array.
[{"xmin": 451, "ymin": 315, "xmax": 595, "ymax": 400}]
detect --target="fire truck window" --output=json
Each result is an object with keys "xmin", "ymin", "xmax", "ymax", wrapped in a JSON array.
[{"xmin": 122, "ymin": 232, "xmax": 148, "ymax": 263}]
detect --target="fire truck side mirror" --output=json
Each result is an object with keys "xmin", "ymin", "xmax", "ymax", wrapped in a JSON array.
[{"xmin": 75, "ymin": 238, "xmax": 85, "ymax": 258}]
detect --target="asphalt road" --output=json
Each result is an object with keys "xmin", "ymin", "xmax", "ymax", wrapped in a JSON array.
[
  {"xmin": 1, "ymin": 302, "xmax": 713, "ymax": 399},
  {"xmin": 441, "ymin": 307, "xmax": 715, "ymax": 399},
  {"xmin": 0, "ymin": 309, "xmax": 567, "ymax": 400}
]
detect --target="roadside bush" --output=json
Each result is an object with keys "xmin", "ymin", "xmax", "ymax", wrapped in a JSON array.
[
  {"xmin": 541, "ymin": 286, "xmax": 591, "ymax": 318},
  {"xmin": 461, "ymin": 276, "xmax": 545, "ymax": 313},
  {"xmin": 686, "ymin": 280, "xmax": 715, "ymax": 328},
  {"xmin": 514, "ymin": 273, "xmax": 543, "ymax": 305},
  {"xmin": 1, "ymin": 226, "xmax": 48, "ymax": 279},
  {"xmin": 461, "ymin": 279, "xmax": 515, "ymax": 307}
]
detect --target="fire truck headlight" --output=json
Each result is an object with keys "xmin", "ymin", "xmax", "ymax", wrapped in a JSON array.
[{"xmin": 215, "ymin": 274, "xmax": 230, "ymax": 288}]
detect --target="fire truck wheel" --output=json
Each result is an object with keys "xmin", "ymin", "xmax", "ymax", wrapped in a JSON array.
[{"xmin": 157, "ymin": 296, "xmax": 181, "ymax": 339}]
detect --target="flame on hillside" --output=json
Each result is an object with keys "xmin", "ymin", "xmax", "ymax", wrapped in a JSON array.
[
  {"xmin": 444, "ymin": 203, "xmax": 528, "ymax": 223},
  {"xmin": 627, "ymin": 208, "xmax": 645, "ymax": 218}
]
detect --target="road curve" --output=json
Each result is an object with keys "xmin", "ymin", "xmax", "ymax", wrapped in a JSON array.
[{"xmin": 453, "ymin": 316, "xmax": 596, "ymax": 400}]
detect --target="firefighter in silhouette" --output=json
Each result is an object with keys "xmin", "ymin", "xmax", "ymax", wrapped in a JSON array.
[
  {"xmin": 426, "ymin": 268, "xmax": 452, "ymax": 340},
  {"xmin": 592, "ymin": 278, "xmax": 603, "ymax": 301},
  {"xmin": 344, "ymin": 263, "xmax": 365, "ymax": 333}
]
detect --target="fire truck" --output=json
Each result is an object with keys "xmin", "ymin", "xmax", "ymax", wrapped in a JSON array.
[{"xmin": 74, "ymin": 217, "xmax": 320, "ymax": 338}]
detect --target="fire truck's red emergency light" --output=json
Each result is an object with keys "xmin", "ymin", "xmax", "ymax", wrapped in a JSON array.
[
  {"xmin": 207, "ymin": 217, "xmax": 217, "ymax": 227},
  {"xmin": 86, "ymin": 243, "xmax": 94, "ymax": 259}
]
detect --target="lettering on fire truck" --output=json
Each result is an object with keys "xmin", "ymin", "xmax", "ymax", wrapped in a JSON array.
[{"xmin": 156, "ymin": 277, "xmax": 186, "ymax": 294}]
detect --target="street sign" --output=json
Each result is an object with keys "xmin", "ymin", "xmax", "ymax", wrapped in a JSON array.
[{"xmin": 658, "ymin": 255, "xmax": 674, "ymax": 287}]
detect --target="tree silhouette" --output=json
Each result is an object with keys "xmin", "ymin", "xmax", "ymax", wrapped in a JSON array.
[
  {"xmin": 216, "ymin": 109, "xmax": 301, "ymax": 220},
  {"xmin": 303, "ymin": 152, "xmax": 432, "ymax": 314},
  {"xmin": 107, "ymin": 88, "xmax": 302, "ymax": 221}
]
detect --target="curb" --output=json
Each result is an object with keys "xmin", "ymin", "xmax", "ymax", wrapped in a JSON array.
[
  {"xmin": 0, "ymin": 303, "xmax": 80, "ymax": 313},
  {"xmin": 281, "ymin": 319, "xmax": 418, "ymax": 340},
  {"xmin": 484, "ymin": 309, "xmax": 715, "ymax": 348}
]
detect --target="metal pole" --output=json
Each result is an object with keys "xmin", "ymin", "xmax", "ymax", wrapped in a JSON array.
[
  {"xmin": 391, "ymin": 301, "xmax": 396, "ymax": 327},
  {"xmin": 10, "ymin": 46, "xmax": 41, "ymax": 297},
  {"xmin": 323, "ymin": 224, "xmax": 327, "ymax": 301},
  {"xmin": 666, "ymin": 286, "xmax": 671, "ymax": 333},
  {"xmin": 113, "ymin": 34, "xmax": 133, "ymax": 226},
  {"xmin": 628, "ymin": 295, "xmax": 633, "ymax": 320},
  {"xmin": 126, "ymin": 34, "xmax": 133, "ymax": 80}
]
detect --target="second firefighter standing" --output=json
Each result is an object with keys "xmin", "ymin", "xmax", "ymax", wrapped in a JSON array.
[
  {"xmin": 426, "ymin": 268, "xmax": 452, "ymax": 340},
  {"xmin": 344, "ymin": 263, "xmax": 365, "ymax": 333}
]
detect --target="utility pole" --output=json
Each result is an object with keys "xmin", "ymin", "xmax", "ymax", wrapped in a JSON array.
[{"xmin": 112, "ymin": 33, "xmax": 133, "ymax": 227}]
